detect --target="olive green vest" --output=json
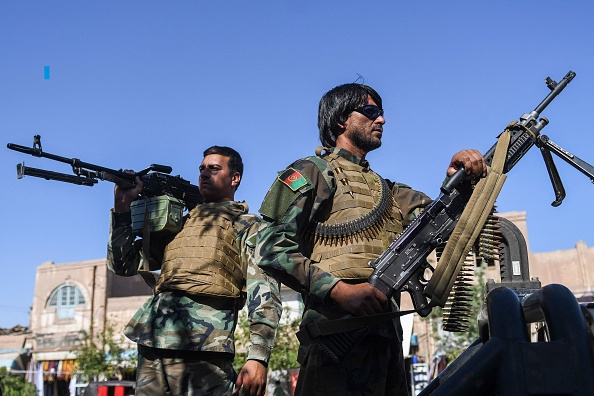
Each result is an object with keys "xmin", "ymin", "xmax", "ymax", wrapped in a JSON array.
[
  {"xmin": 154, "ymin": 201, "xmax": 255, "ymax": 298},
  {"xmin": 311, "ymin": 153, "xmax": 404, "ymax": 280}
]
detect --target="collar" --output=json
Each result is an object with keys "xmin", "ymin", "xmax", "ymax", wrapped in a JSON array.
[
  {"xmin": 190, "ymin": 200, "xmax": 249, "ymax": 216},
  {"xmin": 325, "ymin": 147, "xmax": 370, "ymax": 170}
]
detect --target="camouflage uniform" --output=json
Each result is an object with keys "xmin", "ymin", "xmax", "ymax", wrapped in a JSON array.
[
  {"xmin": 108, "ymin": 201, "xmax": 282, "ymax": 396},
  {"xmin": 256, "ymin": 147, "xmax": 430, "ymax": 396}
]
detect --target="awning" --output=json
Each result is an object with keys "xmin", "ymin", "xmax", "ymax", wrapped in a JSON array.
[
  {"xmin": 33, "ymin": 351, "xmax": 77, "ymax": 361},
  {"xmin": 0, "ymin": 351, "xmax": 29, "ymax": 371}
]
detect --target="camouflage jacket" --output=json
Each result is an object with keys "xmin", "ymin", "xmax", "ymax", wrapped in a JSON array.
[
  {"xmin": 107, "ymin": 201, "xmax": 282, "ymax": 363},
  {"xmin": 256, "ymin": 147, "xmax": 430, "ymax": 328}
]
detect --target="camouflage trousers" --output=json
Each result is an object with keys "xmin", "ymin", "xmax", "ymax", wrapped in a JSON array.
[
  {"xmin": 295, "ymin": 333, "xmax": 408, "ymax": 396},
  {"xmin": 136, "ymin": 345, "xmax": 237, "ymax": 396}
]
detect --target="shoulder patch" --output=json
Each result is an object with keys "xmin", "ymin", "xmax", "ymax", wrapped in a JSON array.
[
  {"xmin": 278, "ymin": 168, "xmax": 308, "ymax": 191},
  {"xmin": 260, "ymin": 161, "xmax": 316, "ymax": 221}
]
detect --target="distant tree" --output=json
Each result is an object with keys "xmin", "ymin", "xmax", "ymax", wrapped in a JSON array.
[
  {"xmin": 234, "ymin": 306, "xmax": 301, "ymax": 372},
  {"xmin": 268, "ymin": 306, "xmax": 301, "ymax": 371},
  {"xmin": 73, "ymin": 320, "xmax": 137, "ymax": 382},
  {"xmin": 0, "ymin": 367, "xmax": 37, "ymax": 396}
]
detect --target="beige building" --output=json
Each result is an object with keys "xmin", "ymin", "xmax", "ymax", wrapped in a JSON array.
[
  {"xmin": 0, "ymin": 259, "xmax": 152, "ymax": 394},
  {"xmin": 30, "ymin": 258, "xmax": 151, "ymax": 361},
  {"xmin": 0, "ymin": 211, "xmax": 592, "ymax": 394}
]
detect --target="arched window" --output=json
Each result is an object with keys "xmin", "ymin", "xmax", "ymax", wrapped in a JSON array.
[{"xmin": 47, "ymin": 285, "xmax": 86, "ymax": 319}]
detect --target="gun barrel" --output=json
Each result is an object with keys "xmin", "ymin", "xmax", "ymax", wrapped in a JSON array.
[
  {"xmin": 7, "ymin": 143, "xmax": 42, "ymax": 156},
  {"xmin": 8, "ymin": 141, "xmax": 135, "ymax": 182},
  {"xmin": 533, "ymin": 71, "xmax": 576, "ymax": 115},
  {"xmin": 9, "ymin": 142, "xmax": 82, "ymax": 165},
  {"xmin": 441, "ymin": 71, "xmax": 575, "ymax": 195},
  {"xmin": 8, "ymin": 136, "xmax": 202, "ymax": 209}
]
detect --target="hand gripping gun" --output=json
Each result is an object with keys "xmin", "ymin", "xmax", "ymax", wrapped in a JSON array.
[
  {"xmin": 7, "ymin": 136, "xmax": 203, "ymax": 235},
  {"xmin": 304, "ymin": 71, "xmax": 594, "ymax": 362}
]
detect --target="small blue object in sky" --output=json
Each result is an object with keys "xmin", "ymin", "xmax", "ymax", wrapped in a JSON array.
[{"xmin": 44, "ymin": 66, "xmax": 50, "ymax": 80}]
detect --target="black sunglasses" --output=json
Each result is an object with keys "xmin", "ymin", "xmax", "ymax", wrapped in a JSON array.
[{"xmin": 352, "ymin": 105, "xmax": 384, "ymax": 120}]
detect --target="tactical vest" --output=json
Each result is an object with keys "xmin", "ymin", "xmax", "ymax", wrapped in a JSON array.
[
  {"xmin": 310, "ymin": 152, "xmax": 404, "ymax": 280},
  {"xmin": 154, "ymin": 201, "xmax": 255, "ymax": 298}
]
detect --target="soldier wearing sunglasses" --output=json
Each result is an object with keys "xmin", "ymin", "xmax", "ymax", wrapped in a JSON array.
[{"xmin": 255, "ymin": 83, "xmax": 485, "ymax": 395}]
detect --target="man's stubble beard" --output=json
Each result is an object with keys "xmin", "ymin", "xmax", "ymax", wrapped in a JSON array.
[{"xmin": 348, "ymin": 127, "xmax": 382, "ymax": 154}]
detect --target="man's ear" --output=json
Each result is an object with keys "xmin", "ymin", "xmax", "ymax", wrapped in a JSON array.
[
  {"xmin": 231, "ymin": 172, "xmax": 241, "ymax": 188},
  {"xmin": 334, "ymin": 123, "xmax": 347, "ymax": 144}
]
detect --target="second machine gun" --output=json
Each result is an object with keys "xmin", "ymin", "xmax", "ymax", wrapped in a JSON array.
[{"xmin": 7, "ymin": 135, "xmax": 203, "ymax": 236}]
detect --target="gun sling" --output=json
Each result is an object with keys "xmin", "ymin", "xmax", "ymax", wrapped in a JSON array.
[
  {"xmin": 424, "ymin": 127, "xmax": 510, "ymax": 305},
  {"xmin": 296, "ymin": 305, "xmax": 430, "ymax": 345}
]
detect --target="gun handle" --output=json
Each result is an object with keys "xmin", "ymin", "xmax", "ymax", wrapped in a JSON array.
[
  {"xmin": 368, "ymin": 273, "xmax": 395, "ymax": 299},
  {"xmin": 441, "ymin": 168, "xmax": 465, "ymax": 194},
  {"xmin": 406, "ymin": 266, "xmax": 434, "ymax": 317}
]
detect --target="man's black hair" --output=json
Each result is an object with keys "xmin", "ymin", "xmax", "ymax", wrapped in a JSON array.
[
  {"xmin": 203, "ymin": 145, "xmax": 244, "ymax": 190},
  {"xmin": 318, "ymin": 83, "xmax": 383, "ymax": 148}
]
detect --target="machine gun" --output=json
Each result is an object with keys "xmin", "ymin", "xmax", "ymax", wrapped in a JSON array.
[
  {"xmin": 302, "ymin": 71, "xmax": 594, "ymax": 362},
  {"xmin": 368, "ymin": 70, "xmax": 594, "ymax": 314},
  {"xmin": 7, "ymin": 135, "xmax": 203, "ymax": 235}
]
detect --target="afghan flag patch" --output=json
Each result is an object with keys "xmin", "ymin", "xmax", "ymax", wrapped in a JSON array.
[{"xmin": 279, "ymin": 168, "xmax": 308, "ymax": 191}]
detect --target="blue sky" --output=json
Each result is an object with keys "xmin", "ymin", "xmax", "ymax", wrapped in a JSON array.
[{"xmin": 2, "ymin": 1, "xmax": 593, "ymax": 328}]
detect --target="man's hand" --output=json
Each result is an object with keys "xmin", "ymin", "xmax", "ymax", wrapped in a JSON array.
[
  {"xmin": 113, "ymin": 170, "xmax": 143, "ymax": 212},
  {"xmin": 329, "ymin": 281, "xmax": 388, "ymax": 316},
  {"xmin": 446, "ymin": 149, "xmax": 487, "ymax": 179},
  {"xmin": 233, "ymin": 359, "xmax": 267, "ymax": 396}
]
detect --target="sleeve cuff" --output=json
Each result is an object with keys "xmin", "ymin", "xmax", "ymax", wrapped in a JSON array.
[
  {"xmin": 310, "ymin": 269, "xmax": 340, "ymax": 302},
  {"xmin": 247, "ymin": 343, "xmax": 272, "ymax": 363}
]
